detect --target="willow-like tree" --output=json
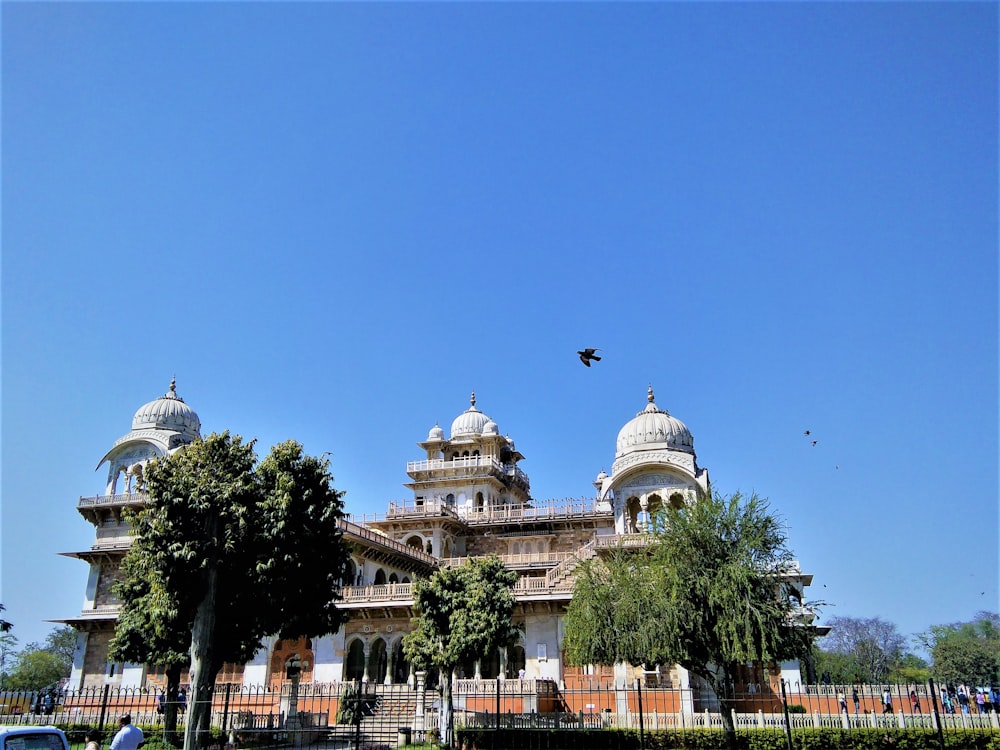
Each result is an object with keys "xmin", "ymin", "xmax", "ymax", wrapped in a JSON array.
[
  {"xmin": 402, "ymin": 556, "xmax": 518, "ymax": 746},
  {"xmin": 563, "ymin": 491, "xmax": 816, "ymax": 750},
  {"xmin": 122, "ymin": 432, "xmax": 351, "ymax": 750}
]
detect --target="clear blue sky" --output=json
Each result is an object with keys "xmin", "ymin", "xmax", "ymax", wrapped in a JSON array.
[{"xmin": 2, "ymin": 2, "xmax": 997, "ymax": 656}]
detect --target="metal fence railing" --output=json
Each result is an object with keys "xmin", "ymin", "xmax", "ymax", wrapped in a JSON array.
[{"xmin": 1, "ymin": 678, "xmax": 996, "ymax": 749}]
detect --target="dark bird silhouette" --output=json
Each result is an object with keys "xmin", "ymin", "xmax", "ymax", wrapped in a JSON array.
[
  {"xmin": 578, "ymin": 348, "xmax": 602, "ymax": 367},
  {"xmin": 811, "ymin": 440, "xmax": 818, "ymax": 446},
  {"xmin": 804, "ymin": 430, "xmax": 811, "ymax": 436}
]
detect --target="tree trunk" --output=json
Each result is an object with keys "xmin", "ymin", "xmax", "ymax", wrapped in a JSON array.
[
  {"xmin": 713, "ymin": 664, "xmax": 738, "ymax": 750},
  {"xmin": 440, "ymin": 668, "xmax": 454, "ymax": 748},
  {"xmin": 184, "ymin": 567, "xmax": 220, "ymax": 750},
  {"xmin": 164, "ymin": 663, "xmax": 181, "ymax": 745}
]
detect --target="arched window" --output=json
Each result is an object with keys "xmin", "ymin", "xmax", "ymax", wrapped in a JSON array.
[
  {"xmin": 669, "ymin": 492, "xmax": 685, "ymax": 510},
  {"xmin": 374, "ymin": 569, "xmax": 387, "ymax": 585},
  {"xmin": 389, "ymin": 572, "xmax": 399, "ymax": 583},
  {"xmin": 344, "ymin": 560, "xmax": 358, "ymax": 586},
  {"xmin": 406, "ymin": 535, "xmax": 424, "ymax": 550},
  {"xmin": 445, "ymin": 493, "xmax": 455, "ymax": 504},
  {"xmin": 625, "ymin": 496, "xmax": 641, "ymax": 532},
  {"xmin": 475, "ymin": 492, "xmax": 485, "ymax": 512}
]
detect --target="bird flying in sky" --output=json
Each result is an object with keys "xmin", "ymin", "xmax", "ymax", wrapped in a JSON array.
[{"xmin": 578, "ymin": 348, "xmax": 602, "ymax": 367}]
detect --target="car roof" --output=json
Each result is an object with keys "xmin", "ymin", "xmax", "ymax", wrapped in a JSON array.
[{"xmin": 0, "ymin": 728, "xmax": 67, "ymax": 736}]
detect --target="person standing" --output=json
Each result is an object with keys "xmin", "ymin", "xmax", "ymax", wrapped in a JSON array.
[
  {"xmin": 84, "ymin": 729, "xmax": 101, "ymax": 750},
  {"xmin": 110, "ymin": 715, "xmax": 144, "ymax": 750},
  {"xmin": 852, "ymin": 686, "xmax": 860, "ymax": 714}
]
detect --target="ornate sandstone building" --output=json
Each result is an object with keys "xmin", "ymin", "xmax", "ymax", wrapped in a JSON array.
[{"xmin": 60, "ymin": 381, "xmax": 818, "ymax": 693}]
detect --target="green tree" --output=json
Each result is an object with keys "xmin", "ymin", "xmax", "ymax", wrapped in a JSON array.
[
  {"xmin": 919, "ymin": 611, "xmax": 999, "ymax": 687},
  {"xmin": 5, "ymin": 643, "xmax": 67, "ymax": 691},
  {"xmin": 127, "ymin": 432, "xmax": 351, "ymax": 750},
  {"xmin": 0, "ymin": 632, "xmax": 20, "ymax": 689},
  {"xmin": 110, "ymin": 547, "xmax": 191, "ymax": 743},
  {"xmin": 814, "ymin": 616, "xmax": 907, "ymax": 683},
  {"xmin": 563, "ymin": 490, "xmax": 816, "ymax": 750},
  {"xmin": 403, "ymin": 556, "xmax": 518, "ymax": 746},
  {"xmin": 889, "ymin": 652, "xmax": 931, "ymax": 683},
  {"xmin": 43, "ymin": 627, "xmax": 76, "ymax": 676}
]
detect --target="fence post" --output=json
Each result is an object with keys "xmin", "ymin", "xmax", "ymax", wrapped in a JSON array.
[
  {"xmin": 352, "ymin": 680, "xmax": 362, "ymax": 750},
  {"xmin": 221, "ymin": 683, "xmax": 232, "ymax": 734},
  {"xmin": 635, "ymin": 679, "xmax": 644, "ymax": 750},
  {"xmin": 779, "ymin": 679, "xmax": 794, "ymax": 750},
  {"xmin": 927, "ymin": 678, "xmax": 946, "ymax": 750},
  {"xmin": 97, "ymin": 684, "xmax": 111, "ymax": 732}
]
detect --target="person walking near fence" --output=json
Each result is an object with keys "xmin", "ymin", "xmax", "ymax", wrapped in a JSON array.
[
  {"xmin": 909, "ymin": 690, "xmax": 921, "ymax": 714},
  {"xmin": 958, "ymin": 687, "xmax": 970, "ymax": 714},
  {"xmin": 882, "ymin": 688, "xmax": 893, "ymax": 714},
  {"xmin": 852, "ymin": 687, "xmax": 860, "ymax": 714},
  {"xmin": 975, "ymin": 691, "xmax": 985, "ymax": 713},
  {"xmin": 110, "ymin": 715, "xmax": 144, "ymax": 750},
  {"xmin": 838, "ymin": 692, "xmax": 848, "ymax": 714}
]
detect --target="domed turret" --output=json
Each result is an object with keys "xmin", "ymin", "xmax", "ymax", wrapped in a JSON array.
[
  {"xmin": 427, "ymin": 423, "xmax": 445, "ymax": 441},
  {"xmin": 615, "ymin": 386, "xmax": 694, "ymax": 457},
  {"xmin": 450, "ymin": 391, "xmax": 491, "ymax": 438},
  {"xmin": 131, "ymin": 378, "xmax": 201, "ymax": 441}
]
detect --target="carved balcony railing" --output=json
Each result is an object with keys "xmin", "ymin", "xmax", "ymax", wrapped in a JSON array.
[{"xmin": 78, "ymin": 492, "xmax": 150, "ymax": 509}]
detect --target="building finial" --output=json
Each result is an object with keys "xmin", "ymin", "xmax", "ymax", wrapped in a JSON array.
[
  {"xmin": 470, "ymin": 390, "xmax": 476, "ymax": 408},
  {"xmin": 647, "ymin": 384, "xmax": 655, "ymax": 403},
  {"xmin": 170, "ymin": 376, "xmax": 177, "ymax": 394}
]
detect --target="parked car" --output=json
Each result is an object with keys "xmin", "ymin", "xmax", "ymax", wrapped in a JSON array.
[{"xmin": 0, "ymin": 726, "xmax": 70, "ymax": 750}]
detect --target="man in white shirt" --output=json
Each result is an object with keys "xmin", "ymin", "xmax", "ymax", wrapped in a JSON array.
[{"xmin": 110, "ymin": 715, "xmax": 144, "ymax": 750}]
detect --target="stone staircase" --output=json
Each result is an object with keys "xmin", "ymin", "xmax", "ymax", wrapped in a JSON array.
[
  {"xmin": 323, "ymin": 691, "xmax": 417, "ymax": 747},
  {"xmin": 544, "ymin": 538, "xmax": 597, "ymax": 588}
]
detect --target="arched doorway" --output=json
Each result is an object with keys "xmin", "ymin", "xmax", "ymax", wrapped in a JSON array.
[
  {"xmin": 369, "ymin": 639, "xmax": 388, "ymax": 684},
  {"xmin": 391, "ymin": 640, "xmax": 409, "ymax": 684},
  {"xmin": 480, "ymin": 647, "xmax": 501, "ymax": 679},
  {"xmin": 508, "ymin": 645, "xmax": 526, "ymax": 678},
  {"xmin": 269, "ymin": 637, "xmax": 314, "ymax": 685},
  {"xmin": 345, "ymin": 640, "xmax": 365, "ymax": 682}
]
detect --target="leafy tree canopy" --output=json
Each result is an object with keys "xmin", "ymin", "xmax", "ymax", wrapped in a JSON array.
[
  {"xmin": 403, "ymin": 555, "xmax": 518, "ymax": 745},
  {"xmin": 563, "ymin": 490, "xmax": 816, "ymax": 745},
  {"xmin": 404, "ymin": 555, "xmax": 519, "ymax": 673},
  {"xmin": 3, "ymin": 628, "xmax": 75, "ymax": 691},
  {"xmin": 815, "ymin": 615, "xmax": 908, "ymax": 684},
  {"xmin": 122, "ymin": 432, "xmax": 352, "ymax": 750},
  {"xmin": 919, "ymin": 611, "xmax": 999, "ymax": 687}
]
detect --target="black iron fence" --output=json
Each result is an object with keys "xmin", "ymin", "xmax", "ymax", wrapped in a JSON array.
[{"xmin": 0, "ymin": 679, "xmax": 996, "ymax": 749}]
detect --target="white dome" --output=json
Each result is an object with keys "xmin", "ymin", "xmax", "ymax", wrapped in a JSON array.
[
  {"xmin": 482, "ymin": 419, "xmax": 499, "ymax": 436},
  {"xmin": 615, "ymin": 386, "xmax": 694, "ymax": 456},
  {"xmin": 427, "ymin": 424, "xmax": 445, "ymax": 441},
  {"xmin": 131, "ymin": 379, "xmax": 201, "ymax": 440},
  {"xmin": 450, "ymin": 392, "xmax": 491, "ymax": 438}
]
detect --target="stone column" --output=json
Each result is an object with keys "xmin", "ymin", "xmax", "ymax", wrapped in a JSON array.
[{"xmin": 413, "ymin": 671, "xmax": 427, "ymax": 733}]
